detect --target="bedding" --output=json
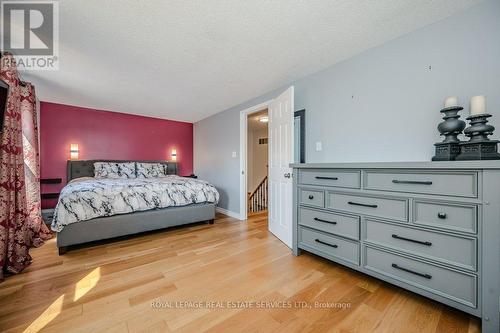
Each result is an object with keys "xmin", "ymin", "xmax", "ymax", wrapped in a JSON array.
[
  {"xmin": 136, "ymin": 162, "xmax": 168, "ymax": 178},
  {"xmin": 68, "ymin": 176, "xmax": 94, "ymax": 184},
  {"xmin": 51, "ymin": 176, "xmax": 219, "ymax": 232},
  {"xmin": 94, "ymin": 162, "xmax": 136, "ymax": 179}
]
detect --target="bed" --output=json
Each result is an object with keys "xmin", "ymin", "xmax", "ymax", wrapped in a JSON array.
[{"xmin": 53, "ymin": 160, "xmax": 218, "ymax": 255}]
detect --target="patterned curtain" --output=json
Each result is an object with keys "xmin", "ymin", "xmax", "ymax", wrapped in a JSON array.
[{"xmin": 0, "ymin": 53, "xmax": 52, "ymax": 281}]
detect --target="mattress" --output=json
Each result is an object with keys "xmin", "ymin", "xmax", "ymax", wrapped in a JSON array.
[{"xmin": 51, "ymin": 176, "xmax": 219, "ymax": 232}]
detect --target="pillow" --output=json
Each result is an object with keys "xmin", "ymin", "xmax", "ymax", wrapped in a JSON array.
[
  {"xmin": 94, "ymin": 162, "xmax": 136, "ymax": 179},
  {"xmin": 136, "ymin": 162, "xmax": 168, "ymax": 178}
]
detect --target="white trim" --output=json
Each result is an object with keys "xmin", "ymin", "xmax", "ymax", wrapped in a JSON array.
[
  {"xmin": 239, "ymin": 100, "xmax": 273, "ymax": 221},
  {"xmin": 216, "ymin": 207, "xmax": 242, "ymax": 220}
]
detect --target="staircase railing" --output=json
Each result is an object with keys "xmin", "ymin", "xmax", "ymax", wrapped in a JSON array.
[{"xmin": 248, "ymin": 176, "xmax": 268, "ymax": 213}]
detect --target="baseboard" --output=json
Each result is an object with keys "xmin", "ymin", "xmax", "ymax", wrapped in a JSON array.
[{"xmin": 216, "ymin": 207, "xmax": 243, "ymax": 220}]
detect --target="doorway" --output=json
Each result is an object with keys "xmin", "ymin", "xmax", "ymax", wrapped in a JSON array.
[
  {"xmin": 239, "ymin": 86, "xmax": 295, "ymax": 248},
  {"xmin": 247, "ymin": 109, "xmax": 269, "ymax": 215}
]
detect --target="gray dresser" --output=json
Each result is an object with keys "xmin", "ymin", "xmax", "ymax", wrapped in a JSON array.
[{"xmin": 291, "ymin": 162, "xmax": 500, "ymax": 333}]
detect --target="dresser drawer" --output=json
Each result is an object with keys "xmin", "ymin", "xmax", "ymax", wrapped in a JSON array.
[
  {"xmin": 364, "ymin": 171, "xmax": 478, "ymax": 198},
  {"xmin": 365, "ymin": 219, "xmax": 477, "ymax": 271},
  {"xmin": 299, "ymin": 227, "xmax": 359, "ymax": 265},
  {"xmin": 299, "ymin": 188, "xmax": 324, "ymax": 208},
  {"xmin": 364, "ymin": 246, "xmax": 477, "ymax": 308},
  {"xmin": 299, "ymin": 207, "xmax": 360, "ymax": 240},
  {"xmin": 327, "ymin": 192, "xmax": 408, "ymax": 221},
  {"xmin": 414, "ymin": 201, "xmax": 477, "ymax": 234},
  {"xmin": 299, "ymin": 169, "xmax": 361, "ymax": 189}
]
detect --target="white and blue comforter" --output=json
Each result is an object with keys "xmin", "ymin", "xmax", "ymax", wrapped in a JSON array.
[{"xmin": 51, "ymin": 176, "xmax": 219, "ymax": 232}]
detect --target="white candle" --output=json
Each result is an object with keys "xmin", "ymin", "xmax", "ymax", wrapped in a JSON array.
[
  {"xmin": 444, "ymin": 96, "xmax": 459, "ymax": 108},
  {"xmin": 470, "ymin": 95, "xmax": 486, "ymax": 116}
]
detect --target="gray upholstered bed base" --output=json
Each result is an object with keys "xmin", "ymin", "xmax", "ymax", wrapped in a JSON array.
[{"xmin": 57, "ymin": 203, "xmax": 216, "ymax": 254}]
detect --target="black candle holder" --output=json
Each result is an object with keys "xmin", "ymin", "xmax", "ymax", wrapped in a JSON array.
[
  {"xmin": 455, "ymin": 113, "xmax": 500, "ymax": 160},
  {"xmin": 432, "ymin": 106, "xmax": 466, "ymax": 161}
]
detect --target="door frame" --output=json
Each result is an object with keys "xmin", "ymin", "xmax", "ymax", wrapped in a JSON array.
[
  {"xmin": 239, "ymin": 100, "xmax": 272, "ymax": 220},
  {"xmin": 294, "ymin": 109, "xmax": 306, "ymax": 163}
]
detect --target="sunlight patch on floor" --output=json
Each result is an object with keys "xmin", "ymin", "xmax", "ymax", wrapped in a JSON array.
[
  {"xmin": 74, "ymin": 267, "xmax": 101, "ymax": 301},
  {"xmin": 22, "ymin": 267, "xmax": 102, "ymax": 332},
  {"xmin": 23, "ymin": 295, "xmax": 65, "ymax": 333}
]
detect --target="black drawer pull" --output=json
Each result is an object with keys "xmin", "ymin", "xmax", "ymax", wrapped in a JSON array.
[
  {"xmin": 392, "ymin": 234, "xmax": 432, "ymax": 246},
  {"xmin": 314, "ymin": 217, "xmax": 337, "ymax": 225},
  {"xmin": 308, "ymin": 195, "xmax": 314, "ymax": 200},
  {"xmin": 437, "ymin": 212, "xmax": 447, "ymax": 219},
  {"xmin": 315, "ymin": 176, "xmax": 339, "ymax": 180},
  {"xmin": 348, "ymin": 201, "xmax": 378, "ymax": 208},
  {"xmin": 391, "ymin": 263, "xmax": 432, "ymax": 279},
  {"xmin": 392, "ymin": 180, "xmax": 433, "ymax": 185},
  {"xmin": 315, "ymin": 239, "xmax": 338, "ymax": 248}
]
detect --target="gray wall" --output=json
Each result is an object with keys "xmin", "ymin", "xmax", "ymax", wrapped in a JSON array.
[{"xmin": 195, "ymin": 0, "xmax": 500, "ymax": 214}]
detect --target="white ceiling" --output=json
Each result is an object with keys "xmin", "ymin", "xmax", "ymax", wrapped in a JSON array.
[{"xmin": 22, "ymin": 0, "xmax": 481, "ymax": 123}]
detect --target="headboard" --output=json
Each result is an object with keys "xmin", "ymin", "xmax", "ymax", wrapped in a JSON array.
[{"xmin": 66, "ymin": 160, "xmax": 178, "ymax": 182}]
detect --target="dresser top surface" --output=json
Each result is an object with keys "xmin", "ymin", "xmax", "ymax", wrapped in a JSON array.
[{"xmin": 291, "ymin": 161, "xmax": 500, "ymax": 170}]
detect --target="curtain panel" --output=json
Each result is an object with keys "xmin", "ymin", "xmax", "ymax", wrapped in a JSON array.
[{"xmin": 0, "ymin": 53, "xmax": 52, "ymax": 281}]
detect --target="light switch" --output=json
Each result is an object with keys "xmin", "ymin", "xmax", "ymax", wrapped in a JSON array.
[
  {"xmin": 232, "ymin": 151, "xmax": 237, "ymax": 158},
  {"xmin": 315, "ymin": 141, "xmax": 322, "ymax": 152}
]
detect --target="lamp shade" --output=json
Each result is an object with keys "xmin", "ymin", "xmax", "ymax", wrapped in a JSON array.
[
  {"xmin": 171, "ymin": 148, "xmax": 177, "ymax": 162},
  {"xmin": 70, "ymin": 143, "xmax": 79, "ymax": 160}
]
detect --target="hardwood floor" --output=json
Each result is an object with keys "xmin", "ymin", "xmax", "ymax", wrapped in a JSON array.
[{"xmin": 0, "ymin": 212, "xmax": 480, "ymax": 333}]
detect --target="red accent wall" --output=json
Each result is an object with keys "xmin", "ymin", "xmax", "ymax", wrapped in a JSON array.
[{"xmin": 40, "ymin": 102, "xmax": 193, "ymax": 208}]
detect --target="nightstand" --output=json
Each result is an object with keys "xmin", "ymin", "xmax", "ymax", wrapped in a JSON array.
[
  {"xmin": 41, "ymin": 192, "xmax": 60, "ymax": 199},
  {"xmin": 40, "ymin": 178, "xmax": 62, "ymax": 184},
  {"xmin": 41, "ymin": 178, "xmax": 62, "ymax": 200}
]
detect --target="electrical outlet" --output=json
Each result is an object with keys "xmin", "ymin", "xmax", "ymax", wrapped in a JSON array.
[
  {"xmin": 315, "ymin": 141, "xmax": 322, "ymax": 152},
  {"xmin": 232, "ymin": 151, "xmax": 237, "ymax": 158}
]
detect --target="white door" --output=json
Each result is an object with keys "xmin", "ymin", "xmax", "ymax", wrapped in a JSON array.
[{"xmin": 268, "ymin": 86, "xmax": 294, "ymax": 248}]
